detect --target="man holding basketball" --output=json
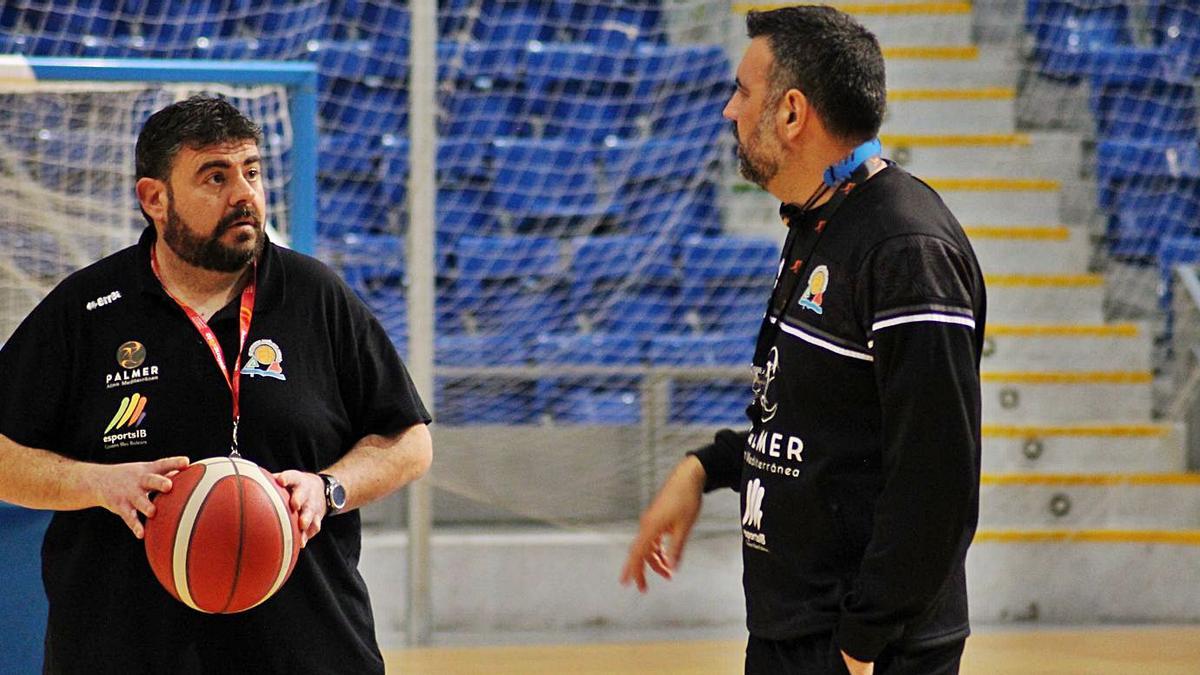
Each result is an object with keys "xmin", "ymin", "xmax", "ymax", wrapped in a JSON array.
[
  {"xmin": 622, "ymin": 7, "xmax": 984, "ymax": 675},
  {"xmin": 0, "ymin": 96, "xmax": 432, "ymax": 673}
]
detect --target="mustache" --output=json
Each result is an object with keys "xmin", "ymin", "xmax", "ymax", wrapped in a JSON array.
[
  {"xmin": 214, "ymin": 206, "xmax": 261, "ymax": 236},
  {"xmin": 729, "ymin": 121, "xmax": 740, "ymax": 144}
]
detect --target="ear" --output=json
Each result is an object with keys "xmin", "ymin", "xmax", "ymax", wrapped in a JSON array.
[
  {"xmin": 136, "ymin": 177, "xmax": 168, "ymax": 226},
  {"xmin": 779, "ymin": 88, "xmax": 808, "ymax": 142}
]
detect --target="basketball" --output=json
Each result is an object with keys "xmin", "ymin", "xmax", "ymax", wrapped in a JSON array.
[{"xmin": 144, "ymin": 456, "xmax": 301, "ymax": 614}]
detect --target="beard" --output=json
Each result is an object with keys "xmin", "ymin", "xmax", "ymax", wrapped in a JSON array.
[
  {"xmin": 162, "ymin": 190, "xmax": 264, "ymax": 273},
  {"xmin": 731, "ymin": 120, "xmax": 780, "ymax": 189}
]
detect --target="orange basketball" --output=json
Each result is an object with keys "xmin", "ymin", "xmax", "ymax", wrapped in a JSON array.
[{"xmin": 144, "ymin": 456, "xmax": 301, "ymax": 614}]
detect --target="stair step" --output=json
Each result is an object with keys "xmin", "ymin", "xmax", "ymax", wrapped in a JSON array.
[
  {"xmin": 980, "ymin": 473, "xmax": 1200, "ymax": 528},
  {"xmin": 884, "ymin": 88, "xmax": 1016, "ymax": 133},
  {"xmin": 980, "ymin": 323, "xmax": 1149, "ymax": 371},
  {"xmin": 968, "ymin": 225, "xmax": 1091, "ymax": 275},
  {"xmin": 982, "ymin": 423, "xmax": 1183, "ymax": 473},
  {"xmin": 986, "ymin": 275, "xmax": 1105, "ymax": 323},
  {"xmin": 981, "ymin": 370, "xmax": 1153, "ymax": 422},
  {"xmin": 884, "ymin": 132, "xmax": 1083, "ymax": 178}
]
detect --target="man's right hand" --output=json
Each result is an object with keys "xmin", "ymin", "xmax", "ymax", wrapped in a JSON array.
[
  {"xmin": 620, "ymin": 455, "xmax": 706, "ymax": 592},
  {"xmin": 88, "ymin": 456, "xmax": 190, "ymax": 539}
]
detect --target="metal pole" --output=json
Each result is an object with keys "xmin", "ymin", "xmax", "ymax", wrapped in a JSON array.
[{"xmin": 406, "ymin": 0, "xmax": 437, "ymax": 647}]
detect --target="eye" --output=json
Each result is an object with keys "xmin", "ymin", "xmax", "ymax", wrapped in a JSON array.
[
  {"xmin": 207, "ymin": 172, "xmax": 225, "ymax": 185},
  {"xmin": 246, "ymin": 168, "xmax": 260, "ymax": 180}
]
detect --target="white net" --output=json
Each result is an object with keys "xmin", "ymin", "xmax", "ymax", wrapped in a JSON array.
[
  {"xmin": 0, "ymin": 82, "xmax": 294, "ymax": 345},
  {"xmin": 2, "ymin": 1, "xmax": 1196, "ymax": 530}
]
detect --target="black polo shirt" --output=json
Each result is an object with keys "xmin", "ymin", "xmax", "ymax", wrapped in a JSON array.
[{"xmin": 0, "ymin": 227, "xmax": 430, "ymax": 674}]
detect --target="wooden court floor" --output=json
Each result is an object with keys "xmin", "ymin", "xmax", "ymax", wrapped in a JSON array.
[{"xmin": 385, "ymin": 626, "xmax": 1200, "ymax": 674}]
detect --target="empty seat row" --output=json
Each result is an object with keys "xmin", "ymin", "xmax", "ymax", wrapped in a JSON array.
[{"xmin": 0, "ymin": 1, "xmax": 668, "ymax": 56}]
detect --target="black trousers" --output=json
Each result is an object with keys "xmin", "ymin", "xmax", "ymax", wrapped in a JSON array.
[{"xmin": 745, "ymin": 632, "xmax": 966, "ymax": 675}]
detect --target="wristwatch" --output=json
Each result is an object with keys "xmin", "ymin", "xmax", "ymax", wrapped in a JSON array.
[{"xmin": 320, "ymin": 473, "xmax": 347, "ymax": 516}]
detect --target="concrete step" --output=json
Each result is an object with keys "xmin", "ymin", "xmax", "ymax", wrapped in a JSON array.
[
  {"xmin": 967, "ymin": 225, "xmax": 1092, "ymax": 275},
  {"xmin": 986, "ymin": 274, "xmax": 1106, "ymax": 324},
  {"xmin": 979, "ymin": 473, "xmax": 1200, "ymax": 528},
  {"xmin": 981, "ymin": 370, "xmax": 1154, "ymax": 423},
  {"xmin": 968, "ymin": 530, "xmax": 1200, "ymax": 622},
  {"xmin": 729, "ymin": 2, "xmax": 973, "ymax": 52},
  {"xmin": 883, "ymin": 132, "xmax": 1084, "ymax": 179},
  {"xmin": 882, "ymin": 88, "xmax": 1016, "ymax": 134},
  {"xmin": 982, "ymin": 423, "xmax": 1185, "ymax": 473},
  {"xmin": 884, "ymin": 46, "xmax": 1021, "ymax": 89},
  {"xmin": 931, "ymin": 177, "xmax": 1062, "ymax": 224},
  {"xmin": 980, "ymin": 323, "xmax": 1150, "ymax": 371}
]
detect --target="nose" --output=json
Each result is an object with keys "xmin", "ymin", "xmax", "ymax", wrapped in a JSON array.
[
  {"xmin": 722, "ymin": 92, "xmax": 738, "ymax": 121},
  {"xmin": 228, "ymin": 170, "xmax": 257, "ymax": 207}
]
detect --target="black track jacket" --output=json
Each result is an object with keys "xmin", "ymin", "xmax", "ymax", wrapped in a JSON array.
[{"xmin": 692, "ymin": 164, "xmax": 986, "ymax": 662}]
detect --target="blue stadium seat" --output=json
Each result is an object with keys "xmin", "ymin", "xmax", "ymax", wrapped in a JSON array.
[
  {"xmin": 317, "ymin": 177, "xmax": 387, "ymax": 238},
  {"xmin": 537, "ymin": 86, "xmax": 647, "ymax": 142},
  {"xmin": 1095, "ymin": 139, "xmax": 1200, "ymax": 210},
  {"xmin": 556, "ymin": 0, "xmax": 665, "ymax": 47},
  {"xmin": 441, "ymin": 85, "xmax": 535, "ymax": 138},
  {"xmin": 442, "ymin": 235, "xmax": 570, "ymax": 336},
  {"xmin": 320, "ymin": 76, "xmax": 409, "ymax": 136},
  {"xmin": 651, "ymin": 333, "xmax": 749, "ymax": 425},
  {"xmin": 679, "ymin": 236, "xmax": 778, "ymax": 336},
  {"xmin": 322, "ymin": 0, "xmax": 409, "ymax": 52},
  {"xmin": 307, "ymin": 38, "xmax": 410, "ymax": 81},
  {"xmin": 319, "ymin": 131, "xmax": 385, "ymax": 178},
  {"xmin": 122, "ymin": 0, "xmax": 238, "ymax": 50},
  {"xmin": 617, "ymin": 184, "xmax": 722, "ymax": 239},
  {"xmin": 1103, "ymin": 178, "xmax": 1200, "ymax": 258},
  {"xmin": 436, "ymin": 377, "xmax": 541, "ymax": 424},
  {"xmin": 1025, "ymin": 0, "xmax": 1132, "ymax": 80},
  {"xmin": 1149, "ymin": 1, "xmax": 1200, "ymax": 72},
  {"xmin": 484, "ymin": 139, "xmax": 611, "ymax": 228},
  {"xmin": 0, "ymin": 1, "xmax": 126, "ymax": 56},
  {"xmin": 471, "ymin": 0, "xmax": 560, "ymax": 44},
  {"xmin": 239, "ymin": 0, "xmax": 324, "ymax": 55},
  {"xmin": 567, "ymin": 235, "xmax": 681, "ymax": 334},
  {"xmin": 438, "ymin": 40, "xmax": 529, "ymax": 86},
  {"xmin": 523, "ymin": 42, "xmax": 629, "ymax": 90},
  {"xmin": 1089, "ymin": 72, "xmax": 1199, "ymax": 141},
  {"xmin": 534, "ymin": 332, "xmax": 644, "ymax": 425},
  {"xmin": 668, "ymin": 382, "xmax": 747, "ymax": 425},
  {"xmin": 436, "ymin": 333, "xmax": 530, "ymax": 366},
  {"xmin": 601, "ymin": 138, "xmax": 717, "ymax": 186},
  {"xmin": 647, "ymin": 333, "xmax": 751, "ymax": 366},
  {"xmin": 439, "ymin": 188, "xmax": 502, "ymax": 240}
]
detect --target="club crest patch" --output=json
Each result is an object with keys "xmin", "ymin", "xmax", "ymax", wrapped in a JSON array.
[
  {"xmin": 798, "ymin": 265, "xmax": 829, "ymax": 315},
  {"xmin": 242, "ymin": 339, "xmax": 286, "ymax": 380}
]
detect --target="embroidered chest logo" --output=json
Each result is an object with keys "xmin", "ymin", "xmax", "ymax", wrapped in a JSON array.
[
  {"xmin": 759, "ymin": 346, "xmax": 779, "ymax": 423},
  {"xmin": 107, "ymin": 340, "xmax": 160, "ymax": 389},
  {"xmin": 798, "ymin": 264, "xmax": 829, "ymax": 315},
  {"xmin": 102, "ymin": 392, "xmax": 150, "ymax": 449},
  {"xmin": 742, "ymin": 478, "xmax": 768, "ymax": 551},
  {"xmin": 242, "ymin": 339, "xmax": 287, "ymax": 380}
]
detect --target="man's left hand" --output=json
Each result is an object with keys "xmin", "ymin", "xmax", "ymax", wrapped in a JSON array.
[
  {"xmin": 274, "ymin": 471, "xmax": 327, "ymax": 547},
  {"xmin": 842, "ymin": 650, "xmax": 874, "ymax": 675}
]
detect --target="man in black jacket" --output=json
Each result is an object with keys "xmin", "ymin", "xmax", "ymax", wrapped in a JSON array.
[{"xmin": 621, "ymin": 7, "xmax": 985, "ymax": 675}]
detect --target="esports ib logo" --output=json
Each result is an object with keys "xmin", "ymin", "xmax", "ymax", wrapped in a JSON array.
[
  {"xmin": 117, "ymin": 341, "xmax": 146, "ymax": 369},
  {"xmin": 242, "ymin": 339, "xmax": 286, "ymax": 380}
]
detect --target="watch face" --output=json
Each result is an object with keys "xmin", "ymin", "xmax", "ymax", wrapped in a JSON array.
[{"xmin": 330, "ymin": 484, "xmax": 347, "ymax": 508}]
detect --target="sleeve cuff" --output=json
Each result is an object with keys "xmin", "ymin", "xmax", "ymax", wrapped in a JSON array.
[
  {"xmin": 835, "ymin": 611, "xmax": 903, "ymax": 663},
  {"xmin": 686, "ymin": 430, "xmax": 743, "ymax": 493}
]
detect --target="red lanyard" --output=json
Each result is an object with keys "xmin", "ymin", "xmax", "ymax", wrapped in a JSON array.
[{"xmin": 150, "ymin": 245, "xmax": 256, "ymax": 456}]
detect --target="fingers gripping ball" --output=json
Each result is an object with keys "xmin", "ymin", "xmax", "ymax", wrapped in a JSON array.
[{"xmin": 144, "ymin": 456, "xmax": 301, "ymax": 613}]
